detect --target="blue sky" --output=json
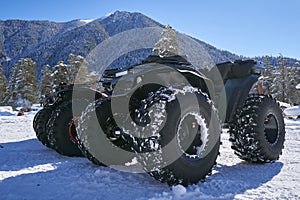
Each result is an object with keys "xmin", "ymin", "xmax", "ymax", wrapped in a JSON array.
[{"xmin": 1, "ymin": 0, "xmax": 300, "ymax": 59}]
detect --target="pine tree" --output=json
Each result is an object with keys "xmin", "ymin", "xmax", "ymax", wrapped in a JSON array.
[
  {"xmin": 270, "ymin": 55, "xmax": 286, "ymax": 102},
  {"xmin": 68, "ymin": 53, "xmax": 85, "ymax": 84},
  {"xmin": 74, "ymin": 62, "xmax": 99, "ymax": 88},
  {"xmin": 38, "ymin": 64, "xmax": 52, "ymax": 101},
  {"xmin": 0, "ymin": 64, "xmax": 7, "ymax": 105},
  {"xmin": 4, "ymin": 64, "xmax": 18, "ymax": 107},
  {"xmin": 4, "ymin": 58, "xmax": 38, "ymax": 108},
  {"xmin": 77, "ymin": 69, "xmax": 99, "ymax": 90},
  {"xmin": 262, "ymin": 55, "xmax": 275, "ymax": 95},
  {"xmin": 295, "ymin": 62, "xmax": 300, "ymax": 104},
  {"xmin": 87, "ymin": 71, "xmax": 100, "ymax": 90},
  {"xmin": 153, "ymin": 25, "xmax": 179, "ymax": 57},
  {"xmin": 289, "ymin": 62, "xmax": 300, "ymax": 104},
  {"xmin": 68, "ymin": 53, "xmax": 99, "ymax": 88},
  {"xmin": 51, "ymin": 61, "xmax": 70, "ymax": 89},
  {"xmin": 269, "ymin": 55, "xmax": 300, "ymax": 104}
]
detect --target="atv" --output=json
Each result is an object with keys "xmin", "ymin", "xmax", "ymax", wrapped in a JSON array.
[{"xmin": 33, "ymin": 54, "xmax": 285, "ymax": 186}]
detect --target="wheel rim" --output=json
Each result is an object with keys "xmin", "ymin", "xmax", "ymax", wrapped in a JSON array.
[
  {"xmin": 68, "ymin": 116, "xmax": 80, "ymax": 144},
  {"xmin": 177, "ymin": 112, "xmax": 208, "ymax": 159},
  {"xmin": 264, "ymin": 113, "xmax": 279, "ymax": 145}
]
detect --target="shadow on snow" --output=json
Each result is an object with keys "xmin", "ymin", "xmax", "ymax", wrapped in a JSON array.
[
  {"xmin": 0, "ymin": 139, "xmax": 168, "ymax": 200},
  {"xmin": 0, "ymin": 139, "xmax": 283, "ymax": 199},
  {"xmin": 195, "ymin": 161, "xmax": 283, "ymax": 198}
]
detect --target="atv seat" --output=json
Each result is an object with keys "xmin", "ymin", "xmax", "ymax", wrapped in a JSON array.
[{"xmin": 209, "ymin": 60, "xmax": 256, "ymax": 84}]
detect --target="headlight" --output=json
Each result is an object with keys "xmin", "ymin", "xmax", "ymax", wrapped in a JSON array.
[
  {"xmin": 136, "ymin": 76, "xmax": 142, "ymax": 84},
  {"xmin": 115, "ymin": 70, "xmax": 128, "ymax": 77}
]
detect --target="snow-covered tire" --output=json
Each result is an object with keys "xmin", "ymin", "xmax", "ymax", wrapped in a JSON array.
[
  {"xmin": 33, "ymin": 108, "xmax": 42, "ymax": 132},
  {"xmin": 76, "ymin": 98, "xmax": 135, "ymax": 166},
  {"xmin": 34, "ymin": 106, "xmax": 56, "ymax": 148},
  {"xmin": 47, "ymin": 99, "xmax": 89, "ymax": 157},
  {"xmin": 229, "ymin": 94, "xmax": 285, "ymax": 163},
  {"xmin": 136, "ymin": 88, "xmax": 221, "ymax": 186}
]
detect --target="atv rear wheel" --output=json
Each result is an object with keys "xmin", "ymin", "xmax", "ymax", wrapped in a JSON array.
[
  {"xmin": 34, "ymin": 106, "xmax": 56, "ymax": 148},
  {"xmin": 33, "ymin": 108, "xmax": 42, "ymax": 132},
  {"xmin": 47, "ymin": 99, "xmax": 89, "ymax": 157},
  {"xmin": 134, "ymin": 87, "xmax": 221, "ymax": 186},
  {"xmin": 229, "ymin": 94, "xmax": 285, "ymax": 162}
]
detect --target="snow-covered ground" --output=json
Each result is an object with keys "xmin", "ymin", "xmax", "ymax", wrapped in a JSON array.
[
  {"xmin": 0, "ymin": 110, "xmax": 299, "ymax": 200},
  {"xmin": 284, "ymin": 105, "xmax": 300, "ymax": 117}
]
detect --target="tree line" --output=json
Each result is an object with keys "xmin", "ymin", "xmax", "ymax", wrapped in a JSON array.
[
  {"xmin": 0, "ymin": 54, "xmax": 98, "ymax": 108},
  {"xmin": 261, "ymin": 55, "xmax": 300, "ymax": 105}
]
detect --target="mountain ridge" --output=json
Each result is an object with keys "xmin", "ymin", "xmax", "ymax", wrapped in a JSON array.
[{"xmin": 0, "ymin": 11, "xmax": 298, "ymax": 78}]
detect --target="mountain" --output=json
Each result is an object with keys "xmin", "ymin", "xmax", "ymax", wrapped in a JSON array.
[
  {"xmin": 0, "ymin": 11, "xmax": 156, "ymax": 76},
  {"xmin": 0, "ymin": 11, "xmax": 244, "ymax": 78},
  {"xmin": 0, "ymin": 11, "xmax": 297, "ymax": 79}
]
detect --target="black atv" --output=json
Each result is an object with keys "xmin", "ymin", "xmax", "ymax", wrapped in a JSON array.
[{"xmin": 33, "ymin": 55, "xmax": 285, "ymax": 186}]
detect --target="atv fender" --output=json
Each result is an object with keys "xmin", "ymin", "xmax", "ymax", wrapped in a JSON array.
[
  {"xmin": 111, "ymin": 63, "xmax": 215, "ymax": 101},
  {"xmin": 55, "ymin": 86, "xmax": 103, "ymax": 103},
  {"xmin": 225, "ymin": 74, "xmax": 260, "ymax": 123}
]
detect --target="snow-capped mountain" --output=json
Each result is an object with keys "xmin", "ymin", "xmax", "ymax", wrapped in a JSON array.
[{"xmin": 0, "ymin": 11, "xmax": 240, "ymax": 78}]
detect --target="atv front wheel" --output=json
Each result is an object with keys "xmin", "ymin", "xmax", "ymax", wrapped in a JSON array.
[
  {"xmin": 76, "ymin": 98, "xmax": 135, "ymax": 166},
  {"xmin": 229, "ymin": 94, "xmax": 285, "ymax": 162},
  {"xmin": 134, "ymin": 87, "xmax": 221, "ymax": 186}
]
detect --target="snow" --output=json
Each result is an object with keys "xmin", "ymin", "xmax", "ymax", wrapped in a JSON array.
[
  {"xmin": 80, "ymin": 12, "xmax": 112, "ymax": 24},
  {"xmin": 104, "ymin": 12, "xmax": 114, "ymax": 18},
  {"xmin": 278, "ymin": 101, "xmax": 291, "ymax": 109},
  {"xmin": 284, "ymin": 105, "xmax": 300, "ymax": 117},
  {"xmin": 0, "ymin": 106, "xmax": 16, "ymax": 116},
  {"xmin": 80, "ymin": 19, "xmax": 95, "ymax": 24},
  {"xmin": 0, "ymin": 112, "xmax": 300, "ymax": 199},
  {"xmin": 172, "ymin": 185, "xmax": 187, "ymax": 197}
]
